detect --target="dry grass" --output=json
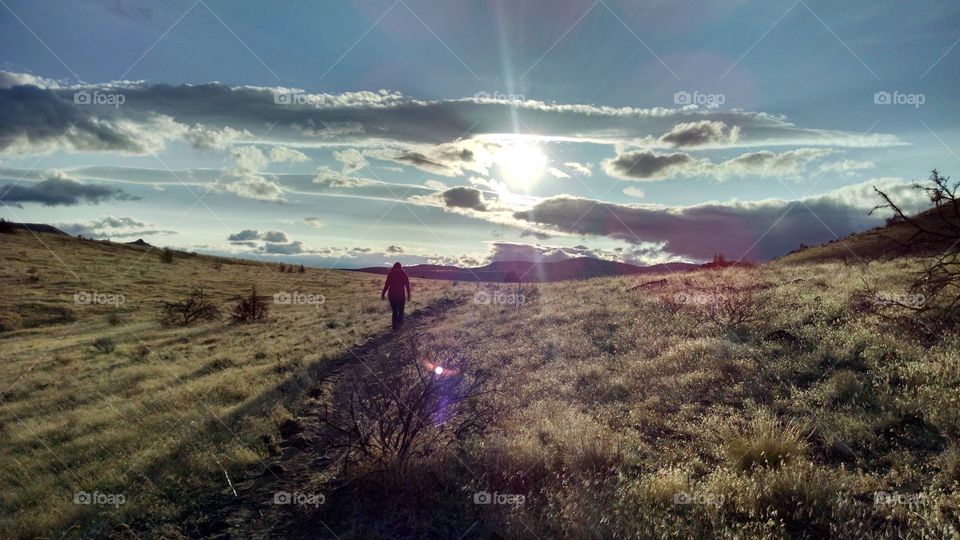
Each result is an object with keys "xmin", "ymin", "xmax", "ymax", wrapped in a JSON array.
[
  {"xmin": 3, "ymin": 232, "xmax": 960, "ymax": 538},
  {"xmin": 0, "ymin": 231, "xmax": 463, "ymax": 537}
]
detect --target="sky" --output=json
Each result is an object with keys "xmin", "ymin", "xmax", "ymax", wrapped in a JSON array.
[{"xmin": 1, "ymin": 0, "xmax": 957, "ymax": 268}]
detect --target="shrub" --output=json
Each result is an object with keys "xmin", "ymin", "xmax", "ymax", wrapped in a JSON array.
[
  {"xmin": 92, "ymin": 337, "xmax": 116, "ymax": 354},
  {"xmin": 160, "ymin": 248, "xmax": 174, "ymax": 264},
  {"xmin": 322, "ymin": 334, "xmax": 495, "ymax": 469},
  {"xmin": 874, "ymin": 169, "xmax": 960, "ymax": 312},
  {"xmin": 231, "ymin": 286, "xmax": 269, "ymax": 323},
  {"xmin": 159, "ymin": 287, "xmax": 221, "ymax": 326},
  {"xmin": 0, "ymin": 218, "xmax": 15, "ymax": 234},
  {"xmin": 723, "ymin": 413, "xmax": 808, "ymax": 471},
  {"xmin": 107, "ymin": 312, "xmax": 125, "ymax": 327}
]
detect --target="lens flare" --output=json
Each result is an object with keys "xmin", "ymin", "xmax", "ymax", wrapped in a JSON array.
[{"xmin": 434, "ymin": 366, "xmax": 444, "ymax": 375}]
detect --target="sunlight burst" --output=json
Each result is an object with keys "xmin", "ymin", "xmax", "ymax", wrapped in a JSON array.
[{"xmin": 496, "ymin": 143, "xmax": 547, "ymax": 189}]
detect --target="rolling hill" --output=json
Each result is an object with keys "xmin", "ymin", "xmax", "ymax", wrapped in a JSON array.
[{"xmin": 350, "ymin": 257, "xmax": 698, "ymax": 282}]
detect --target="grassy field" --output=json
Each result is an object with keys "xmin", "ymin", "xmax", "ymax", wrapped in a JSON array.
[
  {"xmin": 0, "ymin": 231, "xmax": 463, "ymax": 537},
  {"xmin": 287, "ymin": 257, "xmax": 959, "ymax": 538},
  {"xmin": 2, "ymin": 230, "xmax": 959, "ymax": 538}
]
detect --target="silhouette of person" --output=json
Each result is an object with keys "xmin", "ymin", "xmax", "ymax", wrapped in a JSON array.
[{"xmin": 381, "ymin": 262, "xmax": 411, "ymax": 332}]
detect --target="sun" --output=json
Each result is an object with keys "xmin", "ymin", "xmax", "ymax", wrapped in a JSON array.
[{"xmin": 496, "ymin": 143, "xmax": 547, "ymax": 189}]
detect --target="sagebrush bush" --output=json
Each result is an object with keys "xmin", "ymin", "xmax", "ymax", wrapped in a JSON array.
[
  {"xmin": 723, "ymin": 413, "xmax": 809, "ymax": 471},
  {"xmin": 159, "ymin": 287, "xmax": 221, "ymax": 326}
]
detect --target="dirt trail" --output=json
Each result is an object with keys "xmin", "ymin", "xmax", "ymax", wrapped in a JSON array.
[{"xmin": 205, "ymin": 297, "xmax": 460, "ymax": 539}]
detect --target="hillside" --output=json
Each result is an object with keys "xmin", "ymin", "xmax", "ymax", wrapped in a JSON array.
[
  {"xmin": 779, "ymin": 202, "xmax": 959, "ymax": 265},
  {"xmin": 2, "ymin": 228, "xmax": 959, "ymax": 538}
]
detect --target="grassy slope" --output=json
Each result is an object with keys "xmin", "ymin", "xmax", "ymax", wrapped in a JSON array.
[
  {"xmin": 286, "ymin": 260, "xmax": 959, "ymax": 538},
  {"xmin": 3, "ymin": 228, "xmax": 960, "ymax": 538},
  {"xmin": 0, "ymin": 231, "xmax": 465, "ymax": 537}
]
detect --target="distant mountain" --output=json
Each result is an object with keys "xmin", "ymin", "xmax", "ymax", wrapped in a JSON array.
[{"xmin": 350, "ymin": 257, "xmax": 698, "ymax": 282}]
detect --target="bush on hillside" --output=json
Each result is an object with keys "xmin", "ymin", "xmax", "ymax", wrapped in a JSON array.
[{"xmin": 159, "ymin": 287, "xmax": 221, "ymax": 326}]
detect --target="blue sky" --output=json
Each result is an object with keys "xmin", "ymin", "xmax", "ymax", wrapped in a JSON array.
[{"xmin": 1, "ymin": 0, "xmax": 957, "ymax": 267}]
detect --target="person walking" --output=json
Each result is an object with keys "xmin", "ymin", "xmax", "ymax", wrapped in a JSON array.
[{"xmin": 381, "ymin": 262, "xmax": 411, "ymax": 332}]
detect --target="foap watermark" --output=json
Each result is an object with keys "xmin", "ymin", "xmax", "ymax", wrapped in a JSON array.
[
  {"xmin": 474, "ymin": 90, "xmax": 525, "ymax": 103},
  {"xmin": 873, "ymin": 291, "xmax": 925, "ymax": 309},
  {"xmin": 273, "ymin": 490, "xmax": 325, "ymax": 508},
  {"xmin": 73, "ymin": 90, "xmax": 125, "ymax": 108},
  {"xmin": 673, "ymin": 490, "xmax": 725, "ymax": 508},
  {"xmin": 673, "ymin": 90, "xmax": 725, "ymax": 109},
  {"xmin": 874, "ymin": 491, "xmax": 927, "ymax": 507},
  {"xmin": 74, "ymin": 491, "xmax": 125, "ymax": 507},
  {"xmin": 274, "ymin": 91, "xmax": 326, "ymax": 108},
  {"xmin": 671, "ymin": 291, "xmax": 717, "ymax": 305},
  {"xmin": 474, "ymin": 290, "xmax": 525, "ymax": 306},
  {"xmin": 473, "ymin": 490, "xmax": 525, "ymax": 507},
  {"xmin": 74, "ymin": 290, "xmax": 125, "ymax": 307},
  {"xmin": 873, "ymin": 91, "xmax": 925, "ymax": 108},
  {"xmin": 273, "ymin": 291, "xmax": 325, "ymax": 307}
]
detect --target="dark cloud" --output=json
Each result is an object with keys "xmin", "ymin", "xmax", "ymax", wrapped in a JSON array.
[
  {"xmin": 228, "ymin": 229, "xmax": 289, "ymax": 243},
  {"xmin": 387, "ymin": 245, "xmax": 405, "ymax": 253},
  {"xmin": 0, "ymin": 171, "xmax": 136, "ymax": 206},
  {"xmin": 659, "ymin": 120, "xmax": 738, "ymax": 147},
  {"xmin": 228, "ymin": 229, "xmax": 261, "ymax": 242},
  {"xmin": 513, "ymin": 187, "xmax": 906, "ymax": 261},
  {"xmin": 263, "ymin": 241, "xmax": 304, "ymax": 254},
  {"xmin": 441, "ymin": 186, "xmax": 486, "ymax": 210},
  {"xmin": 0, "ymin": 74, "xmax": 901, "ymax": 158},
  {"xmin": 0, "ymin": 85, "xmax": 172, "ymax": 155},
  {"xmin": 602, "ymin": 150, "xmax": 697, "ymax": 180},
  {"xmin": 56, "ymin": 215, "xmax": 175, "ymax": 239}
]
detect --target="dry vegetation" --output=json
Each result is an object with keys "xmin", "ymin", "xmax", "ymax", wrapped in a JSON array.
[
  {"xmin": 2, "ymin": 228, "xmax": 959, "ymax": 538},
  {"xmin": 0, "ymin": 232, "xmax": 462, "ymax": 538}
]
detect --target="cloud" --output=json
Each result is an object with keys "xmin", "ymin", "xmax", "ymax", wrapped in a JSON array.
[
  {"xmin": 55, "ymin": 215, "xmax": 175, "ymax": 239},
  {"xmin": 333, "ymin": 148, "xmax": 367, "ymax": 173},
  {"xmin": 546, "ymin": 167, "xmax": 569, "ymax": 178},
  {"xmin": 228, "ymin": 229, "xmax": 261, "ymax": 242},
  {"xmin": 0, "ymin": 74, "xmax": 903, "ymax": 162},
  {"xmin": 623, "ymin": 186, "xmax": 646, "ymax": 198},
  {"xmin": 602, "ymin": 147, "xmax": 835, "ymax": 181},
  {"xmin": 0, "ymin": 170, "xmax": 137, "ymax": 206},
  {"xmin": 512, "ymin": 178, "xmax": 930, "ymax": 262},
  {"xmin": 312, "ymin": 166, "xmax": 377, "ymax": 188},
  {"xmin": 564, "ymin": 162, "xmax": 593, "ymax": 176},
  {"xmin": 715, "ymin": 148, "xmax": 833, "ymax": 178},
  {"xmin": 387, "ymin": 244, "xmax": 405, "ymax": 253},
  {"xmin": 441, "ymin": 186, "xmax": 487, "ymax": 210},
  {"xmin": 185, "ymin": 124, "xmax": 252, "ymax": 151},
  {"xmin": 304, "ymin": 217, "xmax": 323, "ymax": 228},
  {"xmin": 602, "ymin": 150, "xmax": 699, "ymax": 180},
  {"xmin": 658, "ymin": 120, "xmax": 739, "ymax": 148},
  {"xmin": 228, "ymin": 229, "xmax": 289, "ymax": 243},
  {"xmin": 263, "ymin": 241, "xmax": 304, "ymax": 254},
  {"xmin": 269, "ymin": 146, "xmax": 309, "ymax": 163}
]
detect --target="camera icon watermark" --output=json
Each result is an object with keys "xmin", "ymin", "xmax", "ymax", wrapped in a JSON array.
[
  {"xmin": 74, "ymin": 290, "xmax": 125, "ymax": 307},
  {"xmin": 671, "ymin": 291, "xmax": 715, "ymax": 305},
  {"xmin": 274, "ymin": 91, "xmax": 326, "ymax": 108},
  {"xmin": 73, "ymin": 491, "xmax": 125, "ymax": 507},
  {"xmin": 473, "ymin": 490, "xmax": 525, "ymax": 507},
  {"xmin": 73, "ymin": 90, "xmax": 126, "ymax": 108},
  {"xmin": 474, "ymin": 290, "xmax": 524, "ymax": 306},
  {"xmin": 873, "ymin": 91, "xmax": 925, "ymax": 108},
  {"xmin": 874, "ymin": 491, "xmax": 927, "ymax": 507},
  {"xmin": 273, "ymin": 490, "xmax": 325, "ymax": 507},
  {"xmin": 474, "ymin": 90, "xmax": 525, "ymax": 103},
  {"xmin": 673, "ymin": 490, "xmax": 724, "ymax": 508},
  {"xmin": 673, "ymin": 90, "xmax": 725, "ymax": 109},
  {"xmin": 873, "ymin": 291, "xmax": 925, "ymax": 309},
  {"xmin": 273, "ymin": 290, "xmax": 325, "ymax": 308}
]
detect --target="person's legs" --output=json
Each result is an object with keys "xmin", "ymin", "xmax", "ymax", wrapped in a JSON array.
[
  {"xmin": 397, "ymin": 299, "xmax": 405, "ymax": 328},
  {"xmin": 389, "ymin": 299, "xmax": 401, "ymax": 331}
]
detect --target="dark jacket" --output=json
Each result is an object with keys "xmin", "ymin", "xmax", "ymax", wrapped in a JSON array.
[{"xmin": 382, "ymin": 268, "xmax": 410, "ymax": 301}]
